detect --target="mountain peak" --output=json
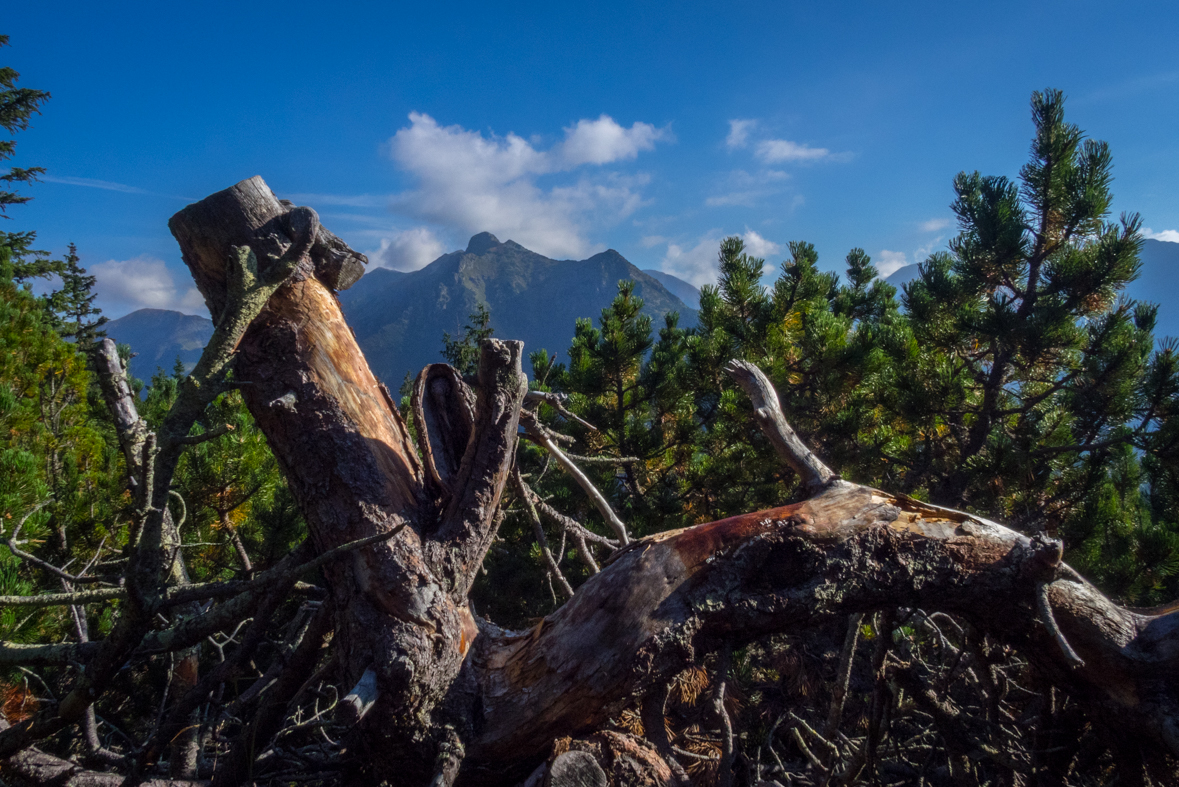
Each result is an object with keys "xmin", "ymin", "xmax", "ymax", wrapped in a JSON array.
[{"xmin": 466, "ymin": 232, "xmax": 501, "ymax": 255}]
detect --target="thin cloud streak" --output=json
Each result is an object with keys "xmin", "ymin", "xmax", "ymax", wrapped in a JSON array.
[
  {"xmin": 42, "ymin": 176, "xmax": 193, "ymax": 201},
  {"xmin": 286, "ymin": 192, "xmax": 391, "ymax": 208}
]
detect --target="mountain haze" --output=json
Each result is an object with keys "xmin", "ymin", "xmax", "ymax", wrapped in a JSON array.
[
  {"xmin": 1128, "ymin": 239, "xmax": 1179, "ymax": 341},
  {"xmin": 642, "ymin": 269, "xmax": 701, "ymax": 308},
  {"xmin": 105, "ymin": 308, "xmax": 214, "ymax": 382},
  {"xmin": 339, "ymin": 233, "xmax": 698, "ymax": 386}
]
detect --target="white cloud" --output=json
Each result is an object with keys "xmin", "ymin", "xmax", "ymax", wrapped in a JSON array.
[
  {"xmin": 386, "ymin": 112, "xmax": 666, "ymax": 259},
  {"xmin": 875, "ymin": 250, "xmax": 909, "ymax": 278},
  {"xmin": 741, "ymin": 229, "xmax": 781, "ymax": 259},
  {"xmin": 919, "ymin": 218, "xmax": 951, "ymax": 233},
  {"xmin": 755, "ymin": 138, "xmax": 831, "ymax": 163},
  {"xmin": 1144, "ymin": 227, "xmax": 1179, "ymax": 243},
  {"xmin": 661, "ymin": 237, "xmax": 722, "ymax": 288},
  {"xmin": 657, "ymin": 230, "xmax": 781, "ymax": 288},
  {"xmin": 726, "ymin": 119, "xmax": 757, "ymax": 150},
  {"xmin": 640, "ymin": 235, "xmax": 668, "ymax": 248},
  {"xmin": 91, "ymin": 256, "xmax": 205, "ymax": 317},
  {"xmin": 370, "ymin": 227, "xmax": 448, "ymax": 272},
  {"xmin": 704, "ymin": 168, "xmax": 790, "ymax": 208},
  {"xmin": 558, "ymin": 115, "xmax": 667, "ymax": 167}
]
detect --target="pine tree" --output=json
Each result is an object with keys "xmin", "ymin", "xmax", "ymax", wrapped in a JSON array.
[
  {"xmin": 0, "ymin": 273, "xmax": 123, "ymax": 645},
  {"xmin": 890, "ymin": 89, "xmax": 1172, "ymax": 536},
  {"xmin": 563, "ymin": 281, "xmax": 658, "ymax": 517}
]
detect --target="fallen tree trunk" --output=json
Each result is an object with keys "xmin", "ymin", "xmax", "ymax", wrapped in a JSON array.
[{"xmin": 165, "ymin": 177, "xmax": 1179, "ymax": 785}]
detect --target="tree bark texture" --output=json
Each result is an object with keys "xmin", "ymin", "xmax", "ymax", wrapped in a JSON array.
[{"xmin": 168, "ymin": 177, "xmax": 1179, "ymax": 785}]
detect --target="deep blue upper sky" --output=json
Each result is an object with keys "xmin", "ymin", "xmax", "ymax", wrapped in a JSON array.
[{"xmin": 5, "ymin": 0, "xmax": 1178, "ymax": 316}]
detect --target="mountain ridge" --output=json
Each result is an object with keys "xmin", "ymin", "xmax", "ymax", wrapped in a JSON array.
[
  {"xmin": 338, "ymin": 233, "xmax": 697, "ymax": 385},
  {"xmin": 108, "ymin": 239, "xmax": 1179, "ymax": 390}
]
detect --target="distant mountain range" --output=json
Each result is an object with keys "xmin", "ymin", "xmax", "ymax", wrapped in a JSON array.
[
  {"xmin": 336, "ymin": 233, "xmax": 697, "ymax": 385},
  {"xmin": 104, "ymin": 308, "xmax": 214, "ymax": 383},
  {"xmin": 642, "ymin": 269, "xmax": 700, "ymax": 308},
  {"xmin": 883, "ymin": 238, "xmax": 1179, "ymax": 341},
  {"xmin": 104, "ymin": 238, "xmax": 1179, "ymax": 388}
]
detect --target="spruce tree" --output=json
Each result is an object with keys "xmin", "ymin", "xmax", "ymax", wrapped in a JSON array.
[
  {"xmin": 47, "ymin": 243, "xmax": 107, "ymax": 353},
  {"xmin": 0, "ymin": 35, "xmax": 49, "ymax": 215}
]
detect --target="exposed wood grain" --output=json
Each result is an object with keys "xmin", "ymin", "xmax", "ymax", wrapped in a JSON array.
[{"xmin": 545, "ymin": 751, "xmax": 607, "ymax": 787}]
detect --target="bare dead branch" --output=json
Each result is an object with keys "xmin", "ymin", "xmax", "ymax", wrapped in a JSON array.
[
  {"xmin": 92, "ymin": 337, "xmax": 149, "ymax": 487},
  {"xmin": 175, "ymin": 423, "xmax": 235, "ymax": 446},
  {"xmin": 560, "ymin": 452, "xmax": 641, "ymax": 466},
  {"xmin": 723, "ymin": 359, "xmax": 836, "ymax": 494},
  {"xmin": 712, "ymin": 645, "xmax": 735, "ymax": 787},
  {"xmin": 824, "ymin": 613, "xmax": 864, "ymax": 742},
  {"xmin": 4, "ymin": 505, "xmax": 112, "ymax": 586},
  {"xmin": 412, "ymin": 363, "xmax": 475, "ymax": 498},
  {"xmin": 0, "ymin": 526, "xmax": 403, "ymax": 614},
  {"xmin": 0, "ymin": 587, "xmax": 123, "ymax": 608},
  {"xmin": 513, "ymin": 467, "xmax": 574, "ymax": 599},
  {"xmin": 533, "ymin": 498, "xmax": 619, "ymax": 549},
  {"xmin": 0, "ymin": 725, "xmax": 204, "ymax": 786},
  {"xmin": 523, "ymin": 390, "xmax": 598, "ymax": 432},
  {"xmin": 339, "ymin": 669, "xmax": 379, "ymax": 726},
  {"xmin": 519, "ymin": 411, "xmax": 629, "ymax": 545},
  {"xmin": 1036, "ymin": 582, "xmax": 1085, "ymax": 668},
  {"xmin": 430, "ymin": 339, "xmax": 529, "ymax": 598}
]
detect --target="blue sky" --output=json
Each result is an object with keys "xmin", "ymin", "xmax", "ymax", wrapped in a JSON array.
[{"xmin": 5, "ymin": 0, "xmax": 1179, "ymax": 317}]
